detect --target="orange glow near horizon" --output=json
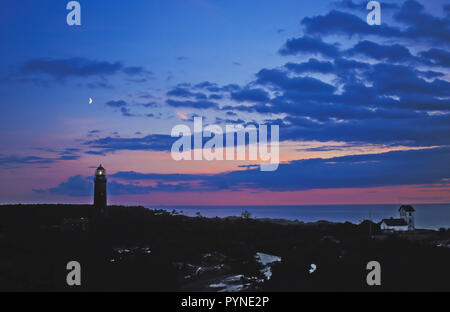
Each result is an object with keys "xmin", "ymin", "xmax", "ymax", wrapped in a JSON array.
[{"xmin": 0, "ymin": 138, "xmax": 447, "ymax": 205}]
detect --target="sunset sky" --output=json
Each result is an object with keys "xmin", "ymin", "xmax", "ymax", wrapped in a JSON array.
[{"xmin": 1, "ymin": 0, "xmax": 449, "ymax": 206}]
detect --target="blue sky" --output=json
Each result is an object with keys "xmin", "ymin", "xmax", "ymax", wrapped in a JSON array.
[{"xmin": 0, "ymin": 0, "xmax": 449, "ymax": 205}]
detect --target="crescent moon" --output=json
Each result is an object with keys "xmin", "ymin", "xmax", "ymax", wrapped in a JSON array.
[{"xmin": 89, "ymin": 98, "xmax": 93, "ymax": 104}]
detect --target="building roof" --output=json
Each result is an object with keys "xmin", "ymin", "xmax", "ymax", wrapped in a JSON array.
[
  {"xmin": 97, "ymin": 164, "xmax": 105, "ymax": 171},
  {"xmin": 381, "ymin": 218, "xmax": 408, "ymax": 226},
  {"xmin": 399, "ymin": 205, "xmax": 415, "ymax": 212}
]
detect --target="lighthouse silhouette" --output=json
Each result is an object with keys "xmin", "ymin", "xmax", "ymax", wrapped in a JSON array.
[{"xmin": 94, "ymin": 164, "xmax": 108, "ymax": 217}]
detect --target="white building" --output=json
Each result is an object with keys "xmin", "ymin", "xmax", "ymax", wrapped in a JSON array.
[{"xmin": 380, "ymin": 205, "xmax": 415, "ymax": 232}]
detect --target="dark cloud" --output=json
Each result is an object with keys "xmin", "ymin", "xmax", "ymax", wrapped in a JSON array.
[
  {"xmin": 93, "ymin": 1, "xmax": 450, "ymax": 153},
  {"xmin": 301, "ymin": 10, "xmax": 402, "ymax": 38},
  {"xmin": 346, "ymin": 40, "xmax": 418, "ymax": 63},
  {"xmin": 83, "ymin": 81, "xmax": 114, "ymax": 89},
  {"xmin": 139, "ymin": 101, "xmax": 158, "ymax": 108},
  {"xmin": 167, "ymin": 87, "xmax": 208, "ymax": 99},
  {"xmin": 84, "ymin": 134, "xmax": 176, "ymax": 152},
  {"xmin": 20, "ymin": 57, "xmax": 151, "ymax": 79},
  {"xmin": 193, "ymin": 81, "xmax": 240, "ymax": 92},
  {"xmin": 279, "ymin": 36, "xmax": 341, "ymax": 58},
  {"xmin": 394, "ymin": 0, "xmax": 450, "ymax": 43},
  {"xmin": 332, "ymin": 0, "xmax": 399, "ymax": 11},
  {"xmin": 209, "ymin": 94, "xmax": 223, "ymax": 100},
  {"xmin": 303, "ymin": 2, "xmax": 450, "ymax": 43},
  {"xmin": 120, "ymin": 107, "xmax": 135, "ymax": 117},
  {"xmin": 285, "ymin": 58, "xmax": 335, "ymax": 74},
  {"xmin": 84, "ymin": 150, "xmax": 108, "ymax": 156},
  {"xmin": 45, "ymin": 175, "xmax": 93, "ymax": 196},
  {"xmin": 416, "ymin": 70, "xmax": 445, "ymax": 79},
  {"xmin": 0, "ymin": 155, "xmax": 55, "ymax": 166},
  {"xmin": 105, "ymin": 100, "xmax": 127, "ymax": 108},
  {"xmin": 366, "ymin": 63, "xmax": 450, "ymax": 97},
  {"xmin": 0, "ymin": 152, "xmax": 81, "ymax": 168},
  {"xmin": 255, "ymin": 68, "xmax": 336, "ymax": 95},
  {"xmin": 166, "ymin": 99, "xmax": 219, "ymax": 109},
  {"xmin": 285, "ymin": 58, "xmax": 370, "ymax": 81},
  {"xmin": 111, "ymin": 171, "xmax": 204, "ymax": 182},
  {"xmin": 38, "ymin": 175, "xmax": 167, "ymax": 196},
  {"xmin": 212, "ymin": 47, "xmax": 450, "ymax": 145},
  {"xmin": 419, "ymin": 48, "xmax": 450, "ymax": 67},
  {"xmin": 445, "ymin": 4, "xmax": 450, "ymax": 16},
  {"xmin": 279, "ymin": 114, "xmax": 450, "ymax": 146},
  {"xmin": 105, "ymin": 147, "xmax": 450, "ymax": 192},
  {"xmin": 231, "ymin": 88, "xmax": 271, "ymax": 103}
]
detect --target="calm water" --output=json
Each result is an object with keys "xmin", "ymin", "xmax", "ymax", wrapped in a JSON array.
[{"xmin": 146, "ymin": 204, "xmax": 450, "ymax": 230}]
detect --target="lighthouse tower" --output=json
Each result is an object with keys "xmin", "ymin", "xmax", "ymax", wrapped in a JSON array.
[{"xmin": 94, "ymin": 164, "xmax": 108, "ymax": 217}]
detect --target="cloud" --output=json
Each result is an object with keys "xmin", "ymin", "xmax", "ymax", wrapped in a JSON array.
[
  {"xmin": 106, "ymin": 100, "xmax": 128, "ymax": 108},
  {"xmin": 45, "ymin": 175, "xmax": 93, "ymax": 196},
  {"xmin": 37, "ymin": 175, "xmax": 167, "ymax": 196},
  {"xmin": 167, "ymin": 87, "xmax": 208, "ymax": 99},
  {"xmin": 255, "ymin": 68, "xmax": 336, "ymax": 94},
  {"xmin": 166, "ymin": 99, "xmax": 219, "ymax": 109},
  {"xmin": 105, "ymin": 147, "xmax": 450, "ymax": 192},
  {"xmin": 285, "ymin": 58, "xmax": 335, "ymax": 74},
  {"xmin": 285, "ymin": 58, "xmax": 370, "ymax": 81},
  {"xmin": 209, "ymin": 94, "xmax": 223, "ymax": 100},
  {"xmin": 88, "ymin": 130, "xmax": 100, "ymax": 135},
  {"xmin": 87, "ymin": 1, "xmax": 450, "ymax": 152},
  {"xmin": 279, "ymin": 114, "xmax": 450, "ymax": 146},
  {"xmin": 139, "ymin": 101, "xmax": 158, "ymax": 108},
  {"xmin": 193, "ymin": 81, "xmax": 240, "ymax": 92},
  {"xmin": 0, "ymin": 151, "xmax": 81, "ymax": 168},
  {"xmin": 120, "ymin": 107, "xmax": 135, "ymax": 117},
  {"xmin": 301, "ymin": 10, "xmax": 402, "ymax": 38},
  {"xmin": 394, "ymin": 0, "xmax": 450, "ymax": 43},
  {"xmin": 366, "ymin": 63, "xmax": 450, "ymax": 97},
  {"xmin": 346, "ymin": 40, "xmax": 418, "ymax": 63},
  {"xmin": 303, "ymin": 2, "xmax": 450, "ymax": 43},
  {"xmin": 231, "ymin": 88, "xmax": 271, "ymax": 103},
  {"xmin": 111, "ymin": 171, "xmax": 205, "ymax": 182},
  {"xmin": 0, "ymin": 155, "xmax": 55, "ymax": 166},
  {"xmin": 84, "ymin": 134, "xmax": 176, "ymax": 152},
  {"xmin": 84, "ymin": 150, "xmax": 108, "ymax": 156},
  {"xmin": 212, "ymin": 50, "xmax": 449, "ymax": 145},
  {"xmin": 279, "ymin": 36, "xmax": 341, "ymax": 58},
  {"xmin": 419, "ymin": 48, "xmax": 450, "ymax": 67},
  {"xmin": 19, "ymin": 57, "xmax": 151, "ymax": 79},
  {"xmin": 332, "ymin": 0, "xmax": 399, "ymax": 11}
]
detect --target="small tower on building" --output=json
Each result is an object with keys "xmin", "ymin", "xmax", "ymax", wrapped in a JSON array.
[
  {"xmin": 399, "ymin": 205, "xmax": 415, "ymax": 231},
  {"xmin": 94, "ymin": 164, "xmax": 108, "ymax": 217}
]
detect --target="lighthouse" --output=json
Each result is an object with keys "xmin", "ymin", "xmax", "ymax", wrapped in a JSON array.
[{"xmin": 94, "ymin": 164, "xmax": 108, "ymax": 217}]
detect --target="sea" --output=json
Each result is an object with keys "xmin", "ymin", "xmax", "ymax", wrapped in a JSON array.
[{"xmin": 146, "ymin": 204, "xmax": 450, "ymax": 230}]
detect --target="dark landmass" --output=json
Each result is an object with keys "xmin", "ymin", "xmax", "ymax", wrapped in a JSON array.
[{"xmin": 0, "ymin": 204, "xmax": 449, "ymax": 291}]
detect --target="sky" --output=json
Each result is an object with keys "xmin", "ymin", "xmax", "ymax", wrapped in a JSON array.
[{"xmin": 0, "ymin": 0, "xmax": 449, "ymax": 206}]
